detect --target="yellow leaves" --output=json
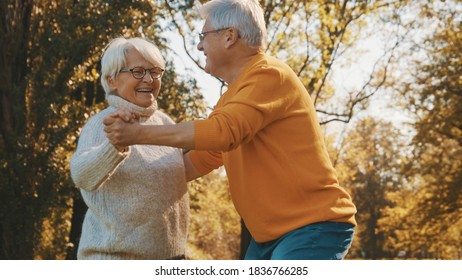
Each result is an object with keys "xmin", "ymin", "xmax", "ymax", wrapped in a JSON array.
[
  {"xmin": 424, "ymin": 192, "xmax": 433, "ymax": 200},
  {"xmin": 187, "ymin": 170, "xmax": 240, "ymax": 259},
  {"xmin": 35, "ymin": 197, "xmax": 74, "ymax": 260},
  {"xmin": 91, "ymin": 68, "xmax": 99, "ymax": 79},
  {"xmin": 68, "ymin": 62, "xmax": 100, "ymax": 91}
]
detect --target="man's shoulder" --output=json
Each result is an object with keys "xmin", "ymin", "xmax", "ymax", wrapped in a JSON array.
[{"xmin": 247, "ymin": 53, "xmax": 291, "ymax": 74}]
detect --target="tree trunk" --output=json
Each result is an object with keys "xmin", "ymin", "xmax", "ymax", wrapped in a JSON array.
[
  {"xmin": 65, "ymin": 193, "xmax": 87, "ymax": 260},
  {"xmin": 0, "ymin": 0, "xmax": 35, "ymax": 260}
]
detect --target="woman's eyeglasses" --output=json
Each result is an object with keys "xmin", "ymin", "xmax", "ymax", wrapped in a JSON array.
[{"xmin": 119, "ymin": 66, "xmax": 165, "ymax": 79}]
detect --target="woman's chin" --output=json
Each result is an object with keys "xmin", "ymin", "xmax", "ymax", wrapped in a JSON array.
[{"xmin": 134, "ymin": 95, "xmax": 154, "ymax": 107}]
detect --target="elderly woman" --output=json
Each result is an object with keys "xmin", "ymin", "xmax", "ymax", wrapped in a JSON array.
[{"xmin": 70, "ymin": 37, "xmax": 188, "ymax": 260}]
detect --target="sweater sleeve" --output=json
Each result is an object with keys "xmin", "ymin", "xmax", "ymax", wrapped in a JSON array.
[
  {"xmin": 70, "ymin": 110, "xmax": 129, "ymax": 192},
  {"xmin": 188, "ymin": 150, "xmax": 223, "ymax": 175},
  {"xmin": 194, "ymin": 65, "xmax": 292, "ymax": 151}
]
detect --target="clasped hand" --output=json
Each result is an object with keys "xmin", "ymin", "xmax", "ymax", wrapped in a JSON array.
[{"xmin": 103, "ymin": 109, "xmax": 141, "ymax": 151}]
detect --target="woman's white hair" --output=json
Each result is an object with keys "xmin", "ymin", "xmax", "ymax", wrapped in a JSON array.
[
  {"xmin": 100, "ymin": 37, "xmax": 165, "ymax": 97},
  {"xmin": 198, "ymin": 0, "xmax": 267, "ymax": 50}
]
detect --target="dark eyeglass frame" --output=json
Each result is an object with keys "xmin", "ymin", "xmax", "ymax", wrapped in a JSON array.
[
  {"xmin": 119, "ymin": 66, "xmax": 165, "ymax": 79},
  {"xmin": 198, "ymin": 27, "xmax": 230, "ymax": 41}
]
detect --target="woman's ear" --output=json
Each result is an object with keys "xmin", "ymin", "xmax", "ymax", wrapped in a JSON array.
[{"xmin": 108, "ymin": 76, "xmax": 118, "ymax": 92}]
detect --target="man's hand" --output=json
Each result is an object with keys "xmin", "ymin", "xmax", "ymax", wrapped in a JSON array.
[
  {"xmin": 104, "ymin": 109, "xmax": 196, "ymax": 150},
  {"xmin": 103, "ymin": 109, "xmax": 141, "ymax": 147}
]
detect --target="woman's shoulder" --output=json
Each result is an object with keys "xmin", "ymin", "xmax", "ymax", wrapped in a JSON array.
[{"xmin": 81, "ymin": 106, "xmax": 114, "ymax": 130}]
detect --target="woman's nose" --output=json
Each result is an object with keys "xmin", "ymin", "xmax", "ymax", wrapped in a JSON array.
[{"xmin": 142, "ymin": 73, "xmax": 154, "ymax": 83}]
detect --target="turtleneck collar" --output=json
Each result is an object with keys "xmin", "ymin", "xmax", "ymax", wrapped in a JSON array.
[{"xmin": 107, "ymin": 94, "xmax": 157, "ymax": 122}]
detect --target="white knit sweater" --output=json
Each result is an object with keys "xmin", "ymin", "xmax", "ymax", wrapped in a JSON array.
[{"xmin": 70, "ymin": 95, "xmax": 189, "ymax": 260}]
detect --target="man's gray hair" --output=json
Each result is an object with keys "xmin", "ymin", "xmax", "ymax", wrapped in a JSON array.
[{"xmin": 198, "ymin": 0, "xmax": 267, "ymax": 50}]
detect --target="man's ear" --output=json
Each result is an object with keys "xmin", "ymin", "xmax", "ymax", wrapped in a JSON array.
[{"xmin": 224, "ymin": 28, "xmax": 239, "ymax": 48}]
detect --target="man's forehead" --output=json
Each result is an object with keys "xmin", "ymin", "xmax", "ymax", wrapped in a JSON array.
[{"xmin": 201, "ymin": 19, "xmax": 212, "ymax": 30}]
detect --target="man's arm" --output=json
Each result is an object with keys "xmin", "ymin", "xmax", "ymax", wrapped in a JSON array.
[{"xmin": 103, "ymin": 109, "xmax": 195, "ymax": 150}]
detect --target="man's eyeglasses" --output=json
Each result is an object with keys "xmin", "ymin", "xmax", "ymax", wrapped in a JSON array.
[
  {"xmin": 119, "ymin": 66, "xmax": 165, "ymax": 79},
  {"xmin": 199, "ymin": 27, "xmax": 230, "ymax": 41}
]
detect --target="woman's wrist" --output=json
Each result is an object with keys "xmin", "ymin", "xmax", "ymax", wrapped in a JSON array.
[{"xmin": 115, "ymin": 145, "xmax": 129, "ymax": 153}]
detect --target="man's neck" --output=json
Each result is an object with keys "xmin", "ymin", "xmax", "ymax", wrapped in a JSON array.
[{"xmin": 222, "ymin": 48, "xmax": 261, "ymax": 84}]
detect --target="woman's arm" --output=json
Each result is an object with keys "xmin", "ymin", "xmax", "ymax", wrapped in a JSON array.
[{"xmin": 70, "ymin": 112, "xmax": 129, "ymax": 191}]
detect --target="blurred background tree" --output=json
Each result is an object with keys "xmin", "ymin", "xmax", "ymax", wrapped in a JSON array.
[
  {"xmin": 166, "ymin": 0, "xmax": 408, "ymax": 124},
  {"xmin": 0, "ymin": 0, "xmax": 206, "ymax": 259},
  {"xmin": 377, "ymin": 1, "xmax": 462, "ymax": 259},
  {"xmin": 0, "ymin": 0, "xmax": 460, "ymax": 260},
  {"xmin": 187, "ymin": 171, "xmax": 240, "ymax": 260},
  {"xmin": 334, "ymin": 118, "xmax": 405, "ymax": 259}
]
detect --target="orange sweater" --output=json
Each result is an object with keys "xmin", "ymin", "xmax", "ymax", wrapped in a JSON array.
[{"xmin": 189, "ymin": 53, "xmax": 356, "ymax": 242}]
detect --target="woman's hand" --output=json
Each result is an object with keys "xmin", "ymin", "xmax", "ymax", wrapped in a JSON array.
[{"xmin": 103, "ymin": 109, "xmax": 141, "ymax": 148}]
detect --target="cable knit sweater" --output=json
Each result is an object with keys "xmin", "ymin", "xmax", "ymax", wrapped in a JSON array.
[{"xmin": 70, "ymin": 95, "xmax": 189, "ymax": 260}]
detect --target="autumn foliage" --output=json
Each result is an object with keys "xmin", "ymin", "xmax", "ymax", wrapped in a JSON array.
[{"xmin": 1, "ymin": 0, "xmax": 460, "ymax": 259}]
